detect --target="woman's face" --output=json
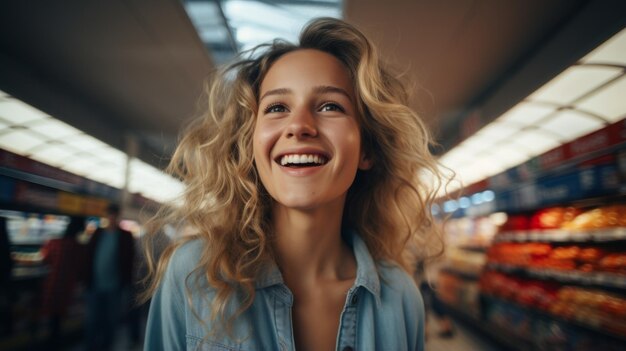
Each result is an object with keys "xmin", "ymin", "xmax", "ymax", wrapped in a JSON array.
[{"xmin": 253, "ymin": 49, "xmax": 371, "ymax": 212}]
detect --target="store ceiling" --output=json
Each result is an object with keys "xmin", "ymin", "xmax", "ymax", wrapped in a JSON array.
[
  {"xmin": 0, "ymin": 0, "xmax": 624, "ymax": 173},
  {"xmin": 345, "ymin": 0, "xmax": 590, "ymax": 140}
]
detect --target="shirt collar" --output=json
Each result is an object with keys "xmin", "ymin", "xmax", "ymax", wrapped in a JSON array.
[
  {"xmin": 348, "ymin": 229, "xmax": 382, "ymax": 306},
  {"xmin": 254, "ymin": 229, "xmax": 382, "ymax": 306},
  {"xmin": 255, "ymin": 262, "xmax": 283, "ymax": 289}
]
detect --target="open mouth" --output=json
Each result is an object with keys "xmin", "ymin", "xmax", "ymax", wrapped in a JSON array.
[{"xmin": 276, "ymin": 153, "xmax": 329, "ymax": 168}]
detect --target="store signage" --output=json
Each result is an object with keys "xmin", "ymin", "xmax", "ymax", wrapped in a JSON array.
[
  {"xmin": 485, "ymin": 119, "xmax": 625, "ymax": 194},
  {"xmin": 495, "ymin": 164, "xmax": 620, "ymax": 212},
  {"xmin": 539, "ymin": 119, "xmax": 625, "ymax": 170},
  {"xmin": 0, "ymin": 149, "xmax": 82, "ymax": 186},
  {"xmin": 58, "ymin": 192, "xmax": 83, "ymax": 214},
  {"xmin": 14, "ymin": 182, "xmax": 58, "ymax": 210},
  {"xmin": 0, "ymin": 148, "xmax": 121, "ymax": 199}
]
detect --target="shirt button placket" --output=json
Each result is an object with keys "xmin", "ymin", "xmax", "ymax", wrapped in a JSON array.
[
  {"xmin": 279, "ymin": 340, "xmax": 288, "ymax": 351},
  {"xmin": 337, "ymin": 290, "xmax": 358, "ymax": 351},
  {"xmin": 351, "ymin": 293, "xmax": 358, "ymax": 306}
]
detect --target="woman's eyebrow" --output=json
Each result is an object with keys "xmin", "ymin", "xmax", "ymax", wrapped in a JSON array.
[
  {"xmin": 260, "ymin": 85, "xmax": 352, "ymax": 102},
  {"xmin": 260, "ymin": 88, "xmax": 291, "ymax": 101},
  {"xmin": 313, "ymin": 85, "xmax": 352, "ymax": 100}
]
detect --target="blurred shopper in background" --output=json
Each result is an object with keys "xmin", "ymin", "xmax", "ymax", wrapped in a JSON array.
[
  {"xmin": 84, "ymin": 204, "xmax": 134, "ymax": 351},
  {"xmin": 141, "ymin": 17, "xmax": 445, "ymax": 351},
  {"xmin": 0, "ymin": 217, "xmax": 13, "ymax": 337},
  {"xmin": 40, "ymin": 216, "xmax": 85, "ymax": 350},
  {"xmin": 127, "ymin": 228, "xmax": 170, "ymax": 349}
]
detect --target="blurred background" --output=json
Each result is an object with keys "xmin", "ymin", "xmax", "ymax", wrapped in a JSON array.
[{"xmin": 0, "ymin": 0, "xmax": 625, "ymax": 350}]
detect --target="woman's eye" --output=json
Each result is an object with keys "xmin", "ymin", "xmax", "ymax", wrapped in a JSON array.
[
  {"xmin": 320, "ymin": 103, "xmax": 344, "ymax": 113},
  {"xmin": 264, "ymin": 104, "xmax": 287, "ymax": 114}
]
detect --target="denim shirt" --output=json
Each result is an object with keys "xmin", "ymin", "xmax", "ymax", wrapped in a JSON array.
[{"xmin": 144, "ymin": 230, "xmax": 425, "ymax": 351}]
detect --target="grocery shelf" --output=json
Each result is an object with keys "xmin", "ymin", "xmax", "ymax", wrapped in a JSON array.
[
  {"xmin": 486, "ymin": 263, "xmax": 626, "ymax": 290},
  {"xmin": 439, "ymin": 119, "xmax": 626, "ymax": 349},
  {"xmin": 481, "ymin": 294, "xmax": 626, "ymax": 344},
  {"xmin": 11, "ymin": 264, "xmax": 48, "ymax": 281},
  {"xmin": 494, "ymin": 228, "xmax": 626, "ymax": 243}
]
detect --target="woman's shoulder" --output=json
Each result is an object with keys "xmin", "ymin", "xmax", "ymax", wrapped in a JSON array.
[
  {"xmin": 377, "ymin": 262, "xmax": 421, "ymax": 301},
  {"xmin": 163, "ymin": 239, "xmax": 205, "ymax": 283}
]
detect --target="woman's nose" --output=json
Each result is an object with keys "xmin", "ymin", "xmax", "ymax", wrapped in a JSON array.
[{"xmin": 285, "ymin": 108, "xmax": 318, "ymax": 139}]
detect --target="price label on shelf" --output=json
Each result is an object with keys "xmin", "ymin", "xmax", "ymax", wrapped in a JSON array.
[
  {"xmin": 547, "ymin": 230, "xmax": 570, "ymax": 242},
  {"xmin": 570, "ymin": 231, "xmax": 591, "ymax": 242},
  {"xmin": 593, "ymin": 228, "xmax": 626, "ymax": 242},
  {"xmin": 593, "ymin": 272, "xmax": 626, "ymax": 288},
  {"xmin": 528, "ymin": 231, "xmax": 541, "ymax": 241}
]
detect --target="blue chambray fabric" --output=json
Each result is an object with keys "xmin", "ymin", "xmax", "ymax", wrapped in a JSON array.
[{"xmin": 144, "ymin": 230, "xmax": 425, "ymax": 351}]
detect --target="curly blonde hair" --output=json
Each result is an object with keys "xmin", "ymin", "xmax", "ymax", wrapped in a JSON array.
[{"xmin": 141, "ymin": 17, "xmax": 444, "ymax": 331}]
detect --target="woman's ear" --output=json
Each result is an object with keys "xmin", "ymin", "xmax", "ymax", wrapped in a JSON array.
[{"xmin": 358, "ymin": 153, "xmax": 373, "ymax": 170}]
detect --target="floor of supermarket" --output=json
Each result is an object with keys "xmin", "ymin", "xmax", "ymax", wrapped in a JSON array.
[{"xmin": 424, "ymin": 312, "xmax": 504, "ymax": 351}]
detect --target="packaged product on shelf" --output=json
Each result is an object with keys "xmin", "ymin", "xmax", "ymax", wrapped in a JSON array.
[
  {"xmin": 563, "ymin": 205, "xmax": 626, "ymax": 230},
  {"xmin": 501, "ymin": 214, "xmax": 530, "ymax": 232},
  {"xmin": 550, "ymin": 286, "xmax": 626, "ymax": 336},
  {"xmin": 597, "ymin": 253, "xmax": 626, "ymax": 275},
  {"xmin": 530, "ymin": 207, "xmax": 582, "ymax": 230}
]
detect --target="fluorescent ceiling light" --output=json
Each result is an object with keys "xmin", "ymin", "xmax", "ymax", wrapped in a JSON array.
[
  {"xmin": 0, "ymin": 99, "xmax": 48, "ymax": 124},
  {"xmin": 236, "ymin": 26, "xmax": 289, "ymax": 48},
  {"xmin": 29, "ymin": 144, "xmax": 77, "ymax": 165},
  {"xmin": 184, "ymin": 0, "xmax": 343, "ymax": 64},
  {"xmin": 457, "ymin": 137, "xmax": 495, "ymax": 154},
  {"xmin": 27, "ymin": 118, "xmax": 82, "ymax": 139},
  {"xmin": 485, "ymin": 144, "xmax": 530, "ymax": 166},
  {"xmin": 576, "ymin": 76, "xmax": 626, "ymax": 122},
  {"xmin": 185, "ymin": 2, "xmax": 220, "ymax": 24},
  {"xmin": 62, "ymin": 155, "xmax": 105, "ymax": 176},
  {"xmin": 529, "ymin": 65, "xmax": 621, "ymax": 105},
  {"xmin": 198, "ymin": 27, "xmax": 229, "ymax": 43},
  {"xmin": 225, "ymin": 1, "xmax": 303, "ymax": 30},
  {"xmin": 63, "ymin": 134, "xmax": 108, "ymax": 151},
  {"xmin": 439, "ymin": 28, "xmax": 625, "ymax": 195},
  {"xmin": 0, "ymin": 129, "xmax": 49, "ymax": 153},
  {"xmin": 84, "ymin": 166, "xmax": 126, "ymax": 189},
  {"xmin": 508, "ymin": 131, "xmax": 561, "ymax": 157},
  {"xmin": 96, "ymin": 146, "xmax": 128, "ymax": 167},
  {"xmin": 539, "ymin": 110, "xmax": 605, "ymax": 140},
  {"xmin": 129, "ymin": 158, "xmax": 183, "ymax": 203},
  {"xmin": 0, "ymin": 90, "xmax": 184, "ymax": 204},
  {"xmin": 498, "ymin": 103, "xmax": 555, "ymax": 126},
  {"xmin": 582, "ymin": 28, "xmax": 626, "ymax": 66},
  {"xmin": 472, "ymin": 121, "xmax": 520, "ymax": 143}
]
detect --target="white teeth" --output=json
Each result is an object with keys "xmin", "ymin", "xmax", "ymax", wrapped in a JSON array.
[{"xmin": 279, "ymin": 154, "xmax": 327, "ymax": 166}]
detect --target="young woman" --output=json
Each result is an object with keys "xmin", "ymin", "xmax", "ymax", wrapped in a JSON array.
[{"xmin": 142, "ymin": 17, "xmax": 443, "ymax": 351}]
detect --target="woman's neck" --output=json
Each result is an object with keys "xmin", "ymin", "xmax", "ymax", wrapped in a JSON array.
[{"xmin": 272, "ymin": 200, "xmax": 355, "ymax": 288}]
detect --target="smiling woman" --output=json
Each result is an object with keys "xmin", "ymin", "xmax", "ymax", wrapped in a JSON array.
[{"xmin": 141, "ymin": 17, "xmax": 445, "ymax": 351}]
